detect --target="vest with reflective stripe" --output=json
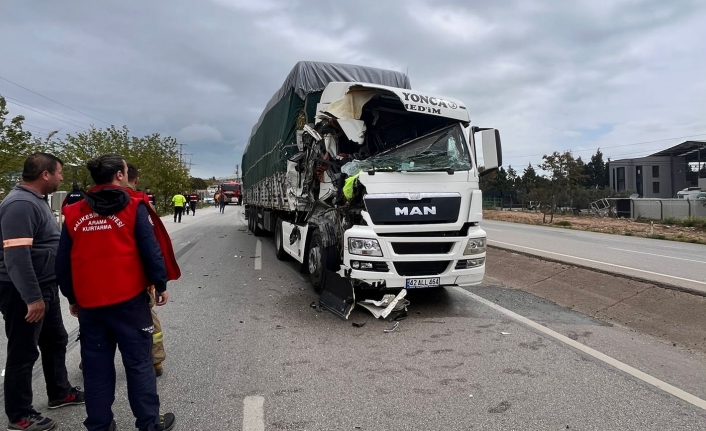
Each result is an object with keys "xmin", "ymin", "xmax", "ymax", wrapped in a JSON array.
[{"xmin": 63, "ymin": 198, "xmax": 148, "ymax": 308}]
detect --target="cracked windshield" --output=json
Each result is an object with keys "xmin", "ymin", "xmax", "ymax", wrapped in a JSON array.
[{"xmin": 342, "ymin": 124, "xmax": 472, "ymax": 174}]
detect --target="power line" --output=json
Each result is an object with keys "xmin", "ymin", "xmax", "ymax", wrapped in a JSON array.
[
  {"xmin": 23, "ymin": 123, "xmax": 56, "ymax": 133},
  {"xmin": 3, "ymin": 96, "xmax": 93, "ymax": 127},
  {"xmin": 0, "ymin": 75, "xmax": 111, "ymax": 125},
  {"xmin": 5, "ymin": 100, "xmax": 88, "ymax": 130}
]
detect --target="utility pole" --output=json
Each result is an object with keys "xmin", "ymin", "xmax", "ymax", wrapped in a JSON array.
[{"xmin": 234, "ymin": 164, "xmax": 240, "ymax": 182}]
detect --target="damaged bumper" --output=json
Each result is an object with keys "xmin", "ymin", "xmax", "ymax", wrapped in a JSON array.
[{"xmin": 343, "ymin": 225, "xmax": 487, "ymax": 290}]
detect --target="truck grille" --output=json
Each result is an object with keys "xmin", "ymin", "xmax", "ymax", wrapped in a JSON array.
[
  {"xmin": 364, "ymin": 194, "xmax": 461, "ymax": 225},
  {"xmin": 391, "ymin": 242, "xmax": 453, "ymax": 255},
  {"xmin": 393, "ymin": 261, "xmax": 450, "ymax": 276}
]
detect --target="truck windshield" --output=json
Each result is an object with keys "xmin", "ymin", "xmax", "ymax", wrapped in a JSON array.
[{"xmin": 341, "ymin": 124, "xmax": 472, "ymax": 174}]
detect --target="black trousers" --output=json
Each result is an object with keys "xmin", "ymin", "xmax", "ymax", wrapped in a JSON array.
[
  {"xmin": 173, "ymin": 206, "xmax": 183, "ymax": 222},
  {"xmin": 189, "ymin": 201, "xmax": 196, "ymax": 215},
  {"xmin": 79, "ymin": 293, "xmax": 160, "ymax": 431},
  {"xmin": 0, "ymin": 283, "xmax": 71, "ymax": 422}
]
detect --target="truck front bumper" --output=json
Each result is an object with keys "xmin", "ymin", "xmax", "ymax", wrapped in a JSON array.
[{"xmin": 343, "ymin": 225, "xmax": 486, "ymax": 290}]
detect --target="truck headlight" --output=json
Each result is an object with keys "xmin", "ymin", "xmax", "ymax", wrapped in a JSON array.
[
  {"xmin": 349, "ymin": 238, "xmax": 383, "ymax": 257},
  {"xmin": 463, "ymin": 237, "xmax": 486, "ymax": 255}
]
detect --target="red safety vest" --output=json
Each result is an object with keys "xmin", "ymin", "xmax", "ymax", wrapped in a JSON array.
[
  {"xmin": 126, "ymin": 188, "xmax": 181, "ymax": 281},
  {"xmin": 63, "ymin": 192, "xmax": 149, "ymax": 308}
]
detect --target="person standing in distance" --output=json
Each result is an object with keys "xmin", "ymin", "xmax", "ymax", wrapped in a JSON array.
[
  {"xmin": 56, "ymin": 154, "xmax": 175, "ymax": 431},
  {"xmin": 217, "ymin": 190, "xmax": 226, "ymax": 214},
  {"xmin": 171, "ymin": 192, "xmax": 186, "ymax": 223},
  {"xmin": 144, "ymin": 188, "xmax": 156, "ymax": 208},
  {"xmin": 0, "ymin": 152, "xmax": 84, "ymax": 431},
  {"xmin": 188, "ymin": 191, "xmax": 198, "ymax": 216},
  {"xmin": 62, "ymin": 183, "xmax": 85, "ymax": 207}
]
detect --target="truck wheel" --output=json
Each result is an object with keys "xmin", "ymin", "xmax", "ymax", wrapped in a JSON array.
[
  {"xmin": 308, "ymin": 229, "xmax": 338, "ymax": 294},
  {"xmin": 274, "ymin": 218, "xmax": 288, "ymax": 261}
]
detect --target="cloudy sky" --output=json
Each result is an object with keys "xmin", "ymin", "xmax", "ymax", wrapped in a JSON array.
[{"xmin": 2, "ymin": 0, "xmax": 705, "ymax": 179}]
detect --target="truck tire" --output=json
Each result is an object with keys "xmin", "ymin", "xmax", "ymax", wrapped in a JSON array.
[
  {"xmin": 274, "ymin": 218, "xmax": 288, "ymax": 261},
  {"xmin": 308, "ymin": 228, "xmax": 339, "ymax": 294}
]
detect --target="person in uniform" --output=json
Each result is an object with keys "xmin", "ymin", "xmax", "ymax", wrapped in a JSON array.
[
  {"xmin": 188, "ymin": 191, "xmax": 199, "ymax": 216},
  {"xmin": 62, "ymin": 183, "xmax": 85, "ymax": 207},
  {"xmin": 125, "ymin": 164, "xmax": 177, "ymax": 377},
  {"xmin": 171, "ymin": 192, "xmax": 186, "ymax": 222},
  {"xmin": 56, "ymin": 154, "xmax": 176, "ymax": 431}
]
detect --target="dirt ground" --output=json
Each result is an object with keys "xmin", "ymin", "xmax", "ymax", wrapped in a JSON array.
[{"xmin": 483, "ymin": 209, "xmax": 706, "ymax": 245}]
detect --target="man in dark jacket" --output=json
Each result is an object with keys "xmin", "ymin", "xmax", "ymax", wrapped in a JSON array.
[
  {"xmin": 188, "ymin": 191, "xmax": 198, "ymax": 216},
  {"xmin": 0, "ymin": 153, "xmax": 84, "ymax": 431},
  {"xmin": 62, "ymin": 183, "xmax": 85, "ymax": 207},
  {"xmin": 56, "ymin": 154, "xmax": 175, "ymax": 431}
]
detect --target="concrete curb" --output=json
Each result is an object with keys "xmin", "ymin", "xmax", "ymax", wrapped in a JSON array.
[{"xmin": 488, "ymin": 244, "xmax": 706, "ymax": 298}]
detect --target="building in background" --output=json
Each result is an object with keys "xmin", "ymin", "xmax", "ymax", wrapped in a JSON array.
[{"xmin": 609, "ymin": 140, "xmax": 705, "ymax": 198}]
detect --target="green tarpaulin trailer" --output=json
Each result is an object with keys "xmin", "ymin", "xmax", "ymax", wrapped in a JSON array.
[{"xmin": 241, "ymin": 61, "xmax": 411, "ymax": 190}]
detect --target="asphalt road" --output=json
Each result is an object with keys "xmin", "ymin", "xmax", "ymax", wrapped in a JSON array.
[
  {"xmin": 2, "ymin": 205, "xmax": 706, "ymax": 430},
  {"xmin": 481, "ymin": 219, "xmax": 706, "ymax": 294}
]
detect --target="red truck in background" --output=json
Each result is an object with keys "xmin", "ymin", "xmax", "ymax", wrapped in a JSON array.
[{"xmin": 220, "ymin": 181, "xmax": 242, "ymax": 205}]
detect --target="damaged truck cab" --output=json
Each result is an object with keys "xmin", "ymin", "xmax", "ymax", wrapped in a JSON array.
[{"xmin": 242, "ymin": 62, "xmax": 501, "ymax": 318}]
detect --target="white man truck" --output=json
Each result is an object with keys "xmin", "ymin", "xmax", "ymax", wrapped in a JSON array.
[{"xmin": 242, "ymin": 62, "xmax": 502, "ymax": 318}]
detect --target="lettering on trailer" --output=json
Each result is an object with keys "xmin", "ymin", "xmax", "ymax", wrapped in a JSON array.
[
  {"xmin": 395, "ymin": 206, "xmax": 437, "ymax": 216},
  {"xmin": 401, "ymin": 92, "xmax": 459, "ymax": 115}
]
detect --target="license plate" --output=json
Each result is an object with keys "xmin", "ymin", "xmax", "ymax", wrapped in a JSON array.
[{"xmin": 405, "ymin": 277, "xmax": 440, "ymax": 288}]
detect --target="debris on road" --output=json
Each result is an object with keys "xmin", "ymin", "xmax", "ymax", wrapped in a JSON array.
[
  {"xmin": 500, "ymin": 332, "xmax": 512, "ymax": 335},
  {"xmin": 357, "ymin": 289, "xmax": 409, "ymax": 319},
  {"xmin": 352, "ymin": 322, "xmax": 366, "ymax": 328},
  {"xmin": 383, "ymin": 321, "xmax": 400, "ymax": 333}
]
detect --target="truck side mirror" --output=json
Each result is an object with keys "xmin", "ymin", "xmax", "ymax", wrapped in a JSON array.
[{"xmin": 477, "ymin": 129, "xmax": 502, "ymax": 176}]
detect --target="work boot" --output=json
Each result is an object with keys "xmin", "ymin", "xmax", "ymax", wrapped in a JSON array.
[
  {"xmin": 155, "ymin": 363, "xmax": 163, "ymax": 377},
  {"xmin": 48, "ymin": 386, "xmax": 85, "ymax": 409},
  {"xmin": 139, "ymin": 413, "xmax": 175, "ymax": 431},
  {"xmin": 7, "ymin": 412, "xmax": 56, "ymax": 430}
]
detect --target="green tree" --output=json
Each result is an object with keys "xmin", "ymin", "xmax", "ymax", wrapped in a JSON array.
[
  {"xmin": 585, "ymin": 148, "xmax": 607, "ymax": 188},
  {"xmin": 0, "ymin": 96, "xmax": 54, "ymax": 195},
  {"xmin": 53, "ymin": 127, "xmax": 189, "ymax": 214},
  {"xmin": 190, "ymin": 177, "xmax": 208, "ymax": 190},
  {"xmin": 506, "ymin": 165, "xmax": 518, "ymax": 190}
]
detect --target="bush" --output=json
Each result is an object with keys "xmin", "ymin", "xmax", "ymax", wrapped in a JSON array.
[{"xmin": 555, "ymin": 221, "xmax": 572, "ymax": 227}]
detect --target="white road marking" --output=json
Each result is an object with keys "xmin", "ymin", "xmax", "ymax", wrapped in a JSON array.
[
  {"xmin": 489, "ymin": 240, "xmax": 706, "ymax": 287},
  {"xmin": 608, "ymin": 247, "xmax": 706, "ymax": 264},
  {"xmin": 454, "ymin": 287, "xmax": 706, "ymax": 411},
  {"xmin": 255, "ymin": 240, "xmax": 262, "ymax": 270},
  {"xmin": 243, "ymin": 396, "xmax": 265, "ymax": 431}
]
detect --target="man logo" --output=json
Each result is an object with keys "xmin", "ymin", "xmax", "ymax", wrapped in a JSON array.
[
  {"xmin": 395, "ymin": 206, "xmax": 437, "ymax": 216},
  {"xmin": 408, "ymin": 193, "xmax": 421, "ymax": 200}
]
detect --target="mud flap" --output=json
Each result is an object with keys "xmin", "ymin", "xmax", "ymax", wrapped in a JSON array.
[{"xmin": 318, "ymin": 269, "xmax": 355, "ymax": 320}]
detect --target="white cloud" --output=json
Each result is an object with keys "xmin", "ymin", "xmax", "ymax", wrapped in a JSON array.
[{"xmin": 178, "ymin": 124, "xmax": 224, "ymax": 143}]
